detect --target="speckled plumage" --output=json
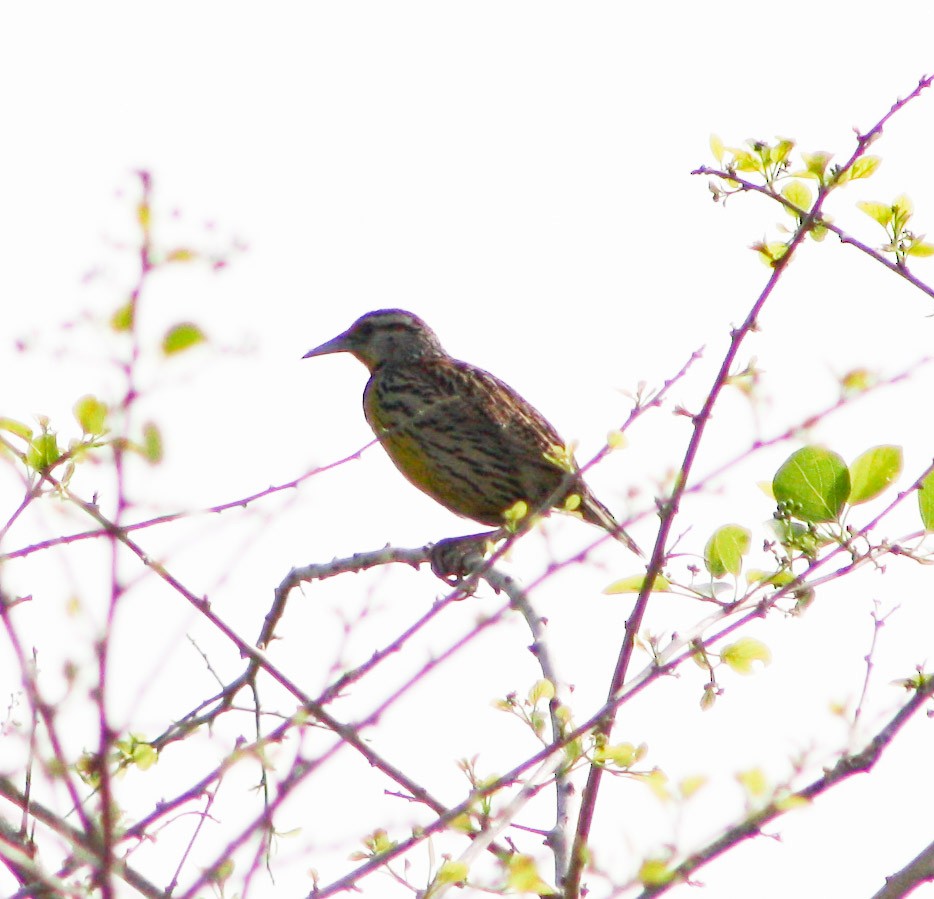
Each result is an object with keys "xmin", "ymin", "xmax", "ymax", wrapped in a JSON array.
[{"xmin": 303, "ymin": 309, "xmax": 640, "ymax": 553}]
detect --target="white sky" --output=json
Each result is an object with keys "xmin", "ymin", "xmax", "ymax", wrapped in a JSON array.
[{"xmin": 3, "ymin": 4, "xmax": 934, "ymax": 898}]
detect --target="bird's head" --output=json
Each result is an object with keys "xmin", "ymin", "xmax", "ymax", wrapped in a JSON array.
[{"xmin": 303, "ymin": 309, "xmax": 445, "ymax": 371}]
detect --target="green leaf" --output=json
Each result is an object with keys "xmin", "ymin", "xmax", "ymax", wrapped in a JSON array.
[
  {"xmin": 857, "ymin": 201, "xmax": 892, "ymax": 228},
  {"xmin": 27, "ymin": 430, "xmax": 61, "ymax": 472},
  {"xmin": 638, "ymin": 858, "xmax": 675, "ymax": 887},
  {"xmin": 721, "ymin": 638, "xmax": 771, "ymax": 675},
  {"xmin": 111, "ymin": 301, "xmax": 135, "ymax": 332},
  {"xmin": 603, "ymin": 573, "xmax": 670, "ymax": 594},
  {"xmin": 710, "ymin": 134, "xmax": 725, "ymax": 163},
  {"xmin": 731, "ymin": 149, "xmax": 759, "ymax": 172},
  {"xmin": 115, "ymin": 734, "xmax": 158, "ymax": 771},
  {"xmin": 638, "ymin": 767, "xmax": 671, "ymax": 800},
  {"xmin": 679, "ymin": 775, "xmax": 707, "ymax": 799},
  {"xmin": 892, "ymin": 193, "xmax": 914, "ymax": 227},
  {"xmin": 907, "ymin": 240, "xmax": 934, "ymax": 257},
  {"xmin": 773, "ymin": 446, "xmax": 850, "ymax": 523},
  {"xmin": 165, "ymin": 247, "xmax": 197, "ymax": 263},
  {"xmin": 503, "ymin": 499, "xmax": 529, "ymax": 531},
  {"xmin": 528, "ymin": 679, "xmax": 555, "ymax": 705},
  {"xmin": 505, "ymin": 855, "xmax": 554, "ymax": 894},
  {"xmin": 0, "ymin": 417, "xmax": 33, "ymax": 441},
  {"xmin": 209, "ymin": 858, "xmax": 234, "ymax": 885},
  {"xmin": 606, "ymin": 428, "xmax": 628, "ymax": 450},
  {"xmin": 848, "ymin": 445, "xmax": 902, "ymax": 505},
  {"xmin": 747, "ymin": 568, "xmax": 795, "ymax": 587},
  {"xmin": 781, "ymin": 180, "xmax": 812, "ymax": 214},
  {"xmin": 736, "ymin": 766, "xmax": 770, "ymax": 797},
  {"xmin": 768, "ymin": 518, "xmax": 827, "ymax": 558},
  {"xmin": 751, "ymin": 240, "xmax": 789, "ymax": 267},
  {"xmin": 799, "ymin": 150, "xmax": 833, "ymax": 181},
  {"xmin": 840, "ymin": 368, "xmax": 875, "ymax": 394},
  {"xmin": 769, "ymin": 138, "xmax": 795, "ymax": 166},
  {"xmin": 594, "ymin": 741, "xmax": 645, "ymax": 769},
  {"xmin": 436, "ymin": 860, "xmax": 469, "ymax": 885},
  {"xmin": 847, "ymin": 155, "xmax": 881, "ymax": 181},
  {"xmin": 162, "ymin": 322, "xmax": 207, "ymax": 355},
  {"xmin": 73, "ymin": 395, "xmax": 108, "ymax": 435},
  {"xmin": 919, "ymin": 469, "xmax": 934, "ymax": 532},
  {"xmin": 704, "ymin": 524, "xmax": 751, "ymax": 577},
  {"xmin": 141, "ymin": 422, "xmax": 163, "ymax": 464}
]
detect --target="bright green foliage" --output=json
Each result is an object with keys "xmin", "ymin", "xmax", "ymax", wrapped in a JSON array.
[
  {"xmin": 725, "ymin": 359, "xmax": 762, "ymax": 397},
  {"xmin": 839, "ymin": 367, "xmax": 876, "ymax": 395},
  {"xmin": 27, "ymin": 428, "xmax": 61, "ymax": 472},
  {"xmin": 114, "ymin": 734, "xmax": 158, "ymax": 771},
  {"xmin": 725, "ymin": 137, "xmax": 795, "ymax": 184},
  {"xmin": 504, "ymin": 854, "xmax": 554, "ymax": 894},
  {"xmin": 857, "ymin": 193, "xmax": 934, "ymax": 264},
  {"xmin": 497, "ymin": 680, "xmax": 563, "ymax": 741},
  {"xmin": 895, "ymin": 669, "xmax": 933, "ymax": 691},
  {"xmin": 781, "ymin": 180, "xmax": 813, "ymax": 217},
  {"xmin": 919, "ymin": 470, "xmax": 934, "ymax": 532},
  {"xmin": 162, "ymin": 322, "xmax": 207, "ymax": 355},
  {"xmin": 769, "ymin": 517, "xmax": 829, "ymax": 559},
  {"xmin": 165, "ymin": 247, "xmax": 197, "ymax": 263},
  {"xmin": 137, "ymin": 199, "xmax": 151, "ymax": 233},
  {"xmin": 837, "ymin": 155, "xmax": 881, "ymax": 184},
  {"xmin": 528, "ymin": 679, "xmax": 555, "ymax": 705},
  {"xmin": 75, "ymin": 751, "xmax": 101, "ymax": 788},
  {"xmin": 606, "ymin": 428, "xmax": 627, "ymax": 450},
  {"xmin": 638, "ymin": 857, "xmax": 676, "ymax": 887},
  {"xmin": 746, "ymin": 568, "xmax": 795, "ymax": 587},
  {"xmin": 859, "ymin": 200, "xmax": 895, "ymax": 227},
  {"xmin": 603, "ymin": 572, "xmax": 670, "ymax": 594},
  {"xmin": 0, "ymin": 417, "xmax": 33, "ymax": 441},
  {"xmin": 593, "ymin": 741, "xmax": 647, "ymax": 770},
  {"xmin": 720, "ymin": 638, "xmax": 772, "ymax": 675},
  {"xmin": 679, "ymin": 775, "xmax": 707, "ymax": 799},
  {"xmin": 350, "ymin": 828, "xmax": 397, "ymax": 860},
  {"xmin": 848, "ymin": 445, "xmax": 902, "ymax": 505},
  {"xmin": 637, "ymin": 767, "xmax": 672, "ymax": 801},
  {"xmin": 141, "ymin": 422, "xmax": 163, "ymax": 464},
  {"xmin": 796, "ymin": 150, "xmax": 834, "ymax": 183},
  {"xmin": 751, "ymin": 240, "xmax": 790, "ymax": 267},
  {"xmin": 773, "ymin": 446, "xmax": 850, "ymax": 523},
  {"xmin": 435, "ymin": 859, "xmax": 468, "ymax": 886},
  {"xmin": 709, "ymin": 134, "xmax": 725, "ymax": 164},
  {"xmin": 502, "ymin": 499, "xmax": 529, "ymax": 532},
  {"xmin": 543, "ymin": 442, "xmax": 577, "ymax": 472},
  {"xmin": 209, "ymin": 858, "xmax": 234, "ymax": 886},
  {"xmin": 705, "ymin": 524, "xmax": 751, "ymax": 577},
  {"xmin": 111, "ymin": 301, "xmax": 135, "ymax": 332},
  {"xmin": 736, "ymin": 766, "xmax": 770, "ymax": 798},
  {"xmin": 73, "ymin": 395, "xmax": 108, "ymax": 435}
]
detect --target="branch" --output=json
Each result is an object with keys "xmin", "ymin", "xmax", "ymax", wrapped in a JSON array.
[
  {"xmin": 635, "ymin": 673, "xmax": 934, "ymax": 897},
  {"xmin": 565, "ymin": 75, "xmax": 934, "ymax": 897},
  {"xmin": 872, "ymin": 838, "xmax": 934, "ymax": 899}
]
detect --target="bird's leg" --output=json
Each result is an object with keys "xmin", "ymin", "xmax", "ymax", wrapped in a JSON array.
[{"xmin": 429, "ymin": 529, "xmax": 503, "ymax": 591}]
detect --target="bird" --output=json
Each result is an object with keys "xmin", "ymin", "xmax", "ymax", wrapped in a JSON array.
[{"xmin": 303, "ymin": 309, "xmax": 641, "ymax": 554}]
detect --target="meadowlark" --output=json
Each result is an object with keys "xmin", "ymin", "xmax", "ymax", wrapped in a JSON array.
[{"xmin": 303, "ymin": 309, "xmax": 641, "ymax": 554}]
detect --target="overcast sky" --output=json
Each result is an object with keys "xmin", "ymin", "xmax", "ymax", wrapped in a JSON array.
[{"xmin": 3, "ymin": 5, "xmax": 934, "ymax": 898}]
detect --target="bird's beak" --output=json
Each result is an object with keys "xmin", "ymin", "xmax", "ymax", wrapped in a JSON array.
[{"xmin": 302, "ymin": 332, "xmax": 351, "ymax": 359}]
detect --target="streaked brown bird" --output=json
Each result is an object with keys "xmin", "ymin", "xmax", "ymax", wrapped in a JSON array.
[{"xmin": 303, "ymin": 310, "xmax": 640, "ymax": 554}]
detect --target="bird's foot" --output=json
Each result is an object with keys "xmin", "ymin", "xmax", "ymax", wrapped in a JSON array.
[{"xmin": 429, "ymin": 531, "xmax": 501, "ymax": 593}]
